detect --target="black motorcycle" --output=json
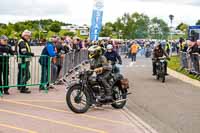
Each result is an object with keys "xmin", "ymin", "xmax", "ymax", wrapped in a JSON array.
[
  {"xmin": 66, "ymin": 67, "xmax": 130, "ymax": 113},
  {"xmin": 154, "ymin": 57, "xmax": 167, "ymax": 83}
]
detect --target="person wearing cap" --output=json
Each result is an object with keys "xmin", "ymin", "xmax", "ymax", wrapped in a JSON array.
[
  {"xmin": 0, "ymin": 35, "xmax": 15, "ymax": 95},
  {"xmin": 16, "ymin": 30, "xmax": 34, "ymax": 93}
]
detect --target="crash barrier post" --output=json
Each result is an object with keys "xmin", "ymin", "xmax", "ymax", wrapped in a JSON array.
[
  {"xmin": 0, "ymin": 55, "xmax": 51, "ymax": 96},
  {"xmin": 61, "ymin": 50, "xmax": 88, "ymax": 78},
  {"xmin": 179, "ymin": 52, "xmax": 200, "ymax": 75}
]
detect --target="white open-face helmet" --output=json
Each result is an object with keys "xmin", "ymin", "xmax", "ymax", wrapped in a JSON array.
[{"xmin": 106, "ymin": 44, "xmax": 113, "ymax": 50}]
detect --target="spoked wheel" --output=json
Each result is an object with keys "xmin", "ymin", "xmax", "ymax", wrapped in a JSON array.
[
  {"xmin": 156, "ymin": 74, "xmax": 160, "ymax": 80},
  {"xmin": 162, "ymin": 75, "xmax": 165, "ymax": 83},
  {"xmin": 66, "ymin": 85, "xmax": 90, "ymax": 113},
  {"xmin": 111, "ymin": 85, "xmax": 127, "ymax": 109},
  {"xmin": 161, "ymin": 70, "xmax": 165, "ymax": 83}
]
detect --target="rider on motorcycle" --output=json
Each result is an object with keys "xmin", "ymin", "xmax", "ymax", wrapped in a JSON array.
[
  {"xmin": 88, "ymin": 45, "xmax": 113, "ymax": 100},
  {"xmin": 104, "ymin": 44, "xmax": 122, "ymax": 73},
  {"xmin": 152, "ymin": 42, "xmax": 170, "ymax": 76}
]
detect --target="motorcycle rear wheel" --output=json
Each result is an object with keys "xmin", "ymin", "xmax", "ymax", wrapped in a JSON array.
[{"xmin": 111, "ymin": 85, "xmax": 127, "ymax": 109}]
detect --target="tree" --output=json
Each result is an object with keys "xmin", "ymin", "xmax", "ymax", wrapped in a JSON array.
[
  {"xmin": 99, "ymin": 22, "xmax": 113, "ymax": 37},
  {"xmin": 49, "ymin": 22, "xmax": 61, "ymax": 33},
  {"xmin": 176, "ymin": 23, "xmax": 188, "ymax": 32},
  {"xmin": 149, "ymin": 17, "xmax": 169, "ymax": 39},
  {"xmin": 196, "ymin": 20, "xmax": 200, "ymax": 25},
  {"xmin": 59, "ymin": 30, "xmax": 75, "ymax": 37},
  {"xmin": 169, "ymin": 14, "xmax": 174, "ymax": 25}
]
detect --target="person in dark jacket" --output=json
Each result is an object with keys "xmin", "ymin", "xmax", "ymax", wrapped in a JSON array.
[
  {"xmin": 0, "ymin": 35, "xmax": 15, "ymax": 95},
  {"xmin": 197, "ymin": 40, "xmax": 200, "ymax": 54},
  {"xmin": 39, "ymin": 39, "xmax": 57, "ymax": 90},
  {"xmin": 152, "ymin": 43, "xmax": 170, "ymax": 75},
  {"xmin": 104, "ymin": 44, "xmax": 122, "ymax": 73},
  {"xmin": 189, "ymin": 40, "xmax": 200, "ymax": 73},
  {"xmin": 17, "ymin": 30, "xmax": 34, "ymax": 93}
]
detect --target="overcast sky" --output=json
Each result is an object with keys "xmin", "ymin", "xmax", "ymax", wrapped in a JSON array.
[{"xmin": 0, "ymin": 0, "xmax": 200, "ymax": 26}]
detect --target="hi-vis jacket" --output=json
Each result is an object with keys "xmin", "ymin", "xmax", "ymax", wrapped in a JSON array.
[{"xmin": 16, "ymin": 38, "xmax": 34, "ymax": 63}]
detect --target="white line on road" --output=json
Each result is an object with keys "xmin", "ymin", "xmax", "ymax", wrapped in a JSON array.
[{"xmin": 121, "ymin": 108, "xmax": 158, "ymax": 133}]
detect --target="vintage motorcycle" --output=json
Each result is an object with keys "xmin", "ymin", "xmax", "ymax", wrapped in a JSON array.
[
  {"xmin": 65, "ymin": 63, "xmax": 130, "ymax": 113},
  {"xmin": 154, "ymin": 57, "xmax": 167, "ymax": 83}
]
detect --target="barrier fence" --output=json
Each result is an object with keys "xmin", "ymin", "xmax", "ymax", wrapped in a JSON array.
[
  {"xmin": 179, "ymin": 52, "xmax": 200, "ymax": 76},
  {"xmin": 0, "ymin": 50, "xmax": 88, "ymax": 96},
  {"xmin": 0, "ymin": 55, "xmax": 51, "ymax": 96},
  {"xmin": 60, "ymin": 50, "xmax": 88, "ymax": 78}
]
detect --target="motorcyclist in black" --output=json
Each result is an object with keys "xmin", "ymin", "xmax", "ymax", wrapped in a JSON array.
[
  {"xmin": 104, "ymin": 44, "xmax": 122, "ymax": 73},
  {"xmin": 152, "ymin": 43, "xmax": 170, "ymax": 75},
  {"xmin": 88, "ymin": 45, "xmax": 113, "ymax": 100}
]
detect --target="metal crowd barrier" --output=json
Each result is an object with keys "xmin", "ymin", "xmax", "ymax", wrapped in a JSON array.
[
  {"xmin": 60, "ymin": 50, "xmax": 88, "ymax": 80},
  {"xmin": 179, "ymin": 52, "xmax": 200, "ymax": 75},
  {"xmin": 0, "ymin": 50, "xmax": 89, "ymax": 96},
  {"xmin": 0, "ymin": 55, "xmax": 51, "ymax": 96}
]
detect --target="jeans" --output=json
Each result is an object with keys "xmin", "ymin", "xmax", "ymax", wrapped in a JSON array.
[
  {"xmin": 40, "ymin": 65, "xmax": 49, "ymax": 88},
  {"xmin": 0, "ymin": 63, "xmax": 9, "ymax": 92},
  {"xmin": 51, "ymin": 63, "xmax": 58, "ymax": 83},
  {"xmin": 18, "ymin": 62, "xmax": 30, "ymax": 91},
  {"xmin": 140, "ymin": 48, "xmax": 145, "ymax": 56},
  {"xmin": 193, "ymin": 54, "xmax": 200, "ymax": 73},
  {"xmin": 181, "ymin": 52, "xmax": 188, "ymax": 69},
  {"xmin": 131, "ymin": 53, "xmax": 137, "ymax": 62}
]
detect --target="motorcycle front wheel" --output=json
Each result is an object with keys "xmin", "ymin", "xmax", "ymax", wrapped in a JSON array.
[
  {"xmin": 111, "ymin": 85, "xmax": 127, "ymax": 109},
  {"xmin": 66, "ymin": 85, "xmax": 91, "ymax": 113}
]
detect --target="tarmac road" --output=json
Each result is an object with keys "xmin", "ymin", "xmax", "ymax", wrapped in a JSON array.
[{"xmin": 123, "ymin": 55, "xmax": 200, "ymax": 133}]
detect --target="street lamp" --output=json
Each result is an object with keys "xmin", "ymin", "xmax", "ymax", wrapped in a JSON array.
[
  {"xmin": 169, "ymin": 14, "xmax": 174, "ymax": 56},
  {"xmin": 169, "ymin": 15, "xmax": 174, "ymax": 39}
]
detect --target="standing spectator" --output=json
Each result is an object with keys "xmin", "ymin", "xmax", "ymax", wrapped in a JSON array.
[
  {"xmin": 190, "ymin": 40, "xmax": 200, "ymax": 73},
  {"xmin": 165, "ymin": 40, "xmax": 171, "ymax": 56},
  {"xmin": 72, "ymin": 38, "xmax": 80, "ymax": 52},
  {"xmin": 197, "ymin": 40, "xmax": 200, "ymax": 54},
  {"xmin": 130, "ymin": 42, "xmax": 140, "ymax": 63},
  {"xmin": 180, "ymin": 39, "xmax": 188, "ymax": 69},
  {"xmin": 39, "ymin": 38, "xmax": 57, "ymax": 90},
  {"xmin": 55, "ymin": 37, "xmax": 65, "ymax": 83},
  {"xmin": 0, "ymin": 35, "xmax": 15, "ymax": 95},
  {"xmin": 61, "ymin": 37, "xmax": 70, "ymax": 53},
  {"xmin": 17, "ymin": 30, "xmax": 34, "ymax": 94}
]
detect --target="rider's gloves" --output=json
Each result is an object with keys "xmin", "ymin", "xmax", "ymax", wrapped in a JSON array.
[{"xmin": 94, "ymin": 67, "xmax": 103, "ymax": 74}]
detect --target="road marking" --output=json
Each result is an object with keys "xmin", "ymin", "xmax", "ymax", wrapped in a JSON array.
[
  {"xmin": 0, "ymin": 122, "xmax": 38, "ymax": 133},
  {"xmin": 0, "ymin": 109, "xmax": 106, "ymax": 133},
  {"xmin": 6, "ymin": 99, "xmax": 65, "ymax": 103},
  {"xmin": 121, "ymin": 108, "xmax": 158, "ymax": 133},
  {"xmin": 2, "ymin": 99, "xmax": 134, "ymax": 127}
]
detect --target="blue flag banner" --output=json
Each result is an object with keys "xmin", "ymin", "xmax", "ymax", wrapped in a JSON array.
[{"xmin": 90, "ymin": 0, "xmax": 104, "ymax": 41}]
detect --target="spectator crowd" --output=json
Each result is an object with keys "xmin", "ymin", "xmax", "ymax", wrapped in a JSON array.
[{"xmin": 0, "ymin": 29, "xmax": 200, "ymax": 95}]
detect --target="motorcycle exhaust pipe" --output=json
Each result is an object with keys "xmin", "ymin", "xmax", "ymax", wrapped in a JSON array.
[
  {"xmin": 120, "ymin": 92, "xmax": 132, "ymax": 97},
  {"xmin": 113, "ymin": 99, "xmax": 127, "ymax": 103}
]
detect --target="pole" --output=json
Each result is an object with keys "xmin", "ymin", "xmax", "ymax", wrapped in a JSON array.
[{"xmin": 170, "ymin": 20, "xmax": 173, "ymax": 56}]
